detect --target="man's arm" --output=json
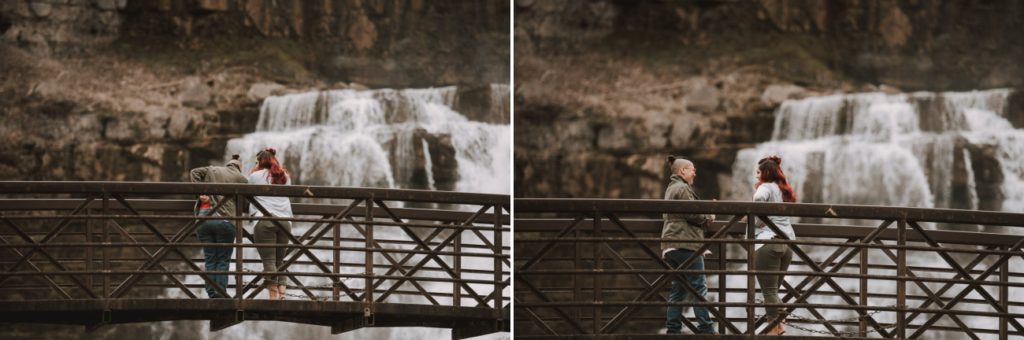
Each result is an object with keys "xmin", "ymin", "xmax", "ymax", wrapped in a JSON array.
[
  {"xmin": 189, "ymin": 167, "xmax": 209, "ymax": 183},
  {"xmin": 673, "ymin": 186, "xmax": 711, "ymax": 226}
]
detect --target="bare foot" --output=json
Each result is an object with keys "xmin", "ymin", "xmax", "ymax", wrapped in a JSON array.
[
  {"xmin": 277, "ymin": 284, "xmax": 287, "ymax": 300},
  {"xmin": 766, "ymin": 321, "xmax": 785, "ymax": 335},
  {"xmin": 268, "ymin": 285, "xmax": 280, "ymax": 300}
]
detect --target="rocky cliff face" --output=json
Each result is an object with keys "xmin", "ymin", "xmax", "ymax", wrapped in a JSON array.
[
  {"xmin": 0, "ymin": 0, "xmax": 508, "ymax": 184},
  {"xmin": 514, "ymin": 0, "xmax": 1024, "ymax": 199}
]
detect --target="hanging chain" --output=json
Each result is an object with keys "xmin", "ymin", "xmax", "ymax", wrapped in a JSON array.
[
  {"xmin": 241, "ymin": 267, "xmax": 356, "ymax": 301},
  {"xmin": 751, "ymin": 299, "xmax": 898, "ymax": 336}
]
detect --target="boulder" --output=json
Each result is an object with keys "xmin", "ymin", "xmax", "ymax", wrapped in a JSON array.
[
  {"xmin": 761, "ymin": 84, "xmax": 806, "ymax": 106},
  {"xmin": 596, "ymin": 125, "xmax": 632, "ymax": 152},
  {"xmin": 683, "ymin": 84, "xmax": 719, "ymax": 113},
  {"xmin": 179, "ymin": 78, "xmax": 211, "ymax": 108},
  {"xmin": 247, "ymin": 82, "xmax": 286, "ymax": 102},
  {"xmin": 197, "ymin": 0, "xmax": 229, "ymax": 11},
  {"xmin": 879, "ymin": 6, "xmax": 912, "ymax": 47},
  {"xmin": 668, "ymin": 113, "xmax": 707, "ymax": 149},
  {"xmin": 641, "ymin": 113, "xmax": 671, "ymax": 149},
  {"xmin": 96, "ymin": 0, "xmax": 125, "ymax": 11},
  {"xmin": 32, "ymin": 79, "xmax": 62, "ymax": 98},
  {"xmin": 454, "ymin": 84, "xmax": 509, "ymax": 124},
  {"xmin": 29, "ymin": 2, "xmax": 52, "ymax": 18},
  {"xmin": 348, "ymin": 12, "xmax": 377, "ymax": 50},
  {"xmin": 515, "ymin": 0, "xmax": 536, "ymax": 8},
  {"xmin": 166, "ymin": 109, "xmax": 201, "ymax": 140}
]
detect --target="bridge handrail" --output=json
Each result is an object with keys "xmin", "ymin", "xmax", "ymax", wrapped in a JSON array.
[
  {"xmin": 516, "ymin": 198, "xmax": 1024, "ymax": 227},
  {"xmin": 0, "ymin": 199, "xmax": 510, "ymax": 225},
  {"xmin": 0, "ymin": 181, "xmax": 510, "ymax": 205}
]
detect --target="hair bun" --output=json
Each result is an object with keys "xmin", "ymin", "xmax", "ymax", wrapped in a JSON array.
[
  {"xmin": 266, "ymin": 148, "xmax": 277, "ymax": 156},
  {"xmin": 759, "ymin": 155, "xmax": 782, "ymax": 166},
  {"xmin": 231, "ymin": 154, "xmax": 240, "ymax": 160}
]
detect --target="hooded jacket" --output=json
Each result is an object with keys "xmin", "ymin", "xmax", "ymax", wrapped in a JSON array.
[
  {"xmin": 661, "ymin": 174, "xmax": 712, "ymax": 253},
  {"xmin": 189, "ymin": 159, "xmax": 248, "ymax": 218}
]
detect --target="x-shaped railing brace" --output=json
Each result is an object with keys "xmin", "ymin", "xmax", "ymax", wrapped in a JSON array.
[
  {"xmin": 905, "ymin": 220, "xmax": 1024, "ymax": 338},
  {"xmin": 110, "ymin": 194, "xmax": 237, "ymax": 298},
  {"xmin": 239, "ymin": 197, "xmax": 358, "ymax": 300},
  {"xmin": 0, "ymin": 197, "xmax": 98, "ymax": 298},
  {"xmin": 757, "ymin": 215, "xmax": 892, "ymax": 336},
  {"xmin": 370, "ymin": 202, "xmax": 491, "ymax": 307},
  {"xmin": 241, "ymin": 198, "xmax": 364, "ymax": 300},
  {"xmin": 599, "ymin": 213, "xmax": 743, "ymax": 334}
]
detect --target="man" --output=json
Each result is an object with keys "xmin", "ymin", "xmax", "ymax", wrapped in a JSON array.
[
  {"xmin": 189, "ymin": 154, "xmax": 249, "ymax": 298},
  {"xmin": 661, "ymin": 156, "xmax": 716, "ymax": 334}
]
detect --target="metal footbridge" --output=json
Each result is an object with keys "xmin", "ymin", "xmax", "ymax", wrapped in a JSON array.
[
  {"xmin": 515, "ymin": 198, "xmax": 1024, "ymax": 339},
  {"xmin": 0, "ymin": 181, "xmax": 509, "ymax": 339}
]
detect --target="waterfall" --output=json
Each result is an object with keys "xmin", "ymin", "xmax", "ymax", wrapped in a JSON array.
[
  {"xmin": 226, "ymin": 86, "xmax": 509, "ymax": 194},
  {"xmin": 181, "ymin": 85, "xmax": 509, "ymax": 340},
  {"xmin": 726, "ymin": 89, "xmax": 1020, "ymax": 338},
  {"xmin": 730, "ymin": 89, "xmax": 1017, "ymax": 214}
]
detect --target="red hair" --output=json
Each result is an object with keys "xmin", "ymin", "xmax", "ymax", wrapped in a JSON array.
[
  {"xmin": 756, "ymin": 156, "xmax": 797, "ymax": 203},
  {"xmin": 252, "ymin": 148, "xmax": 289, "ymax": 185}
]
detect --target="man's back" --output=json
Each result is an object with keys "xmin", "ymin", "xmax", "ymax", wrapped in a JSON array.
[{"xmin": 190, "ymin": 162, "xmax": 248, "ymax": 217}]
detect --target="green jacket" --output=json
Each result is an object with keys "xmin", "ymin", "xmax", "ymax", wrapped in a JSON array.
[
  {"xmin": 661, "ymin": 174, "xmax": 712, "ymax": 253},
  {"xmin": 189, "ymin": 162, "xmax": 249, "ymax": 218}
]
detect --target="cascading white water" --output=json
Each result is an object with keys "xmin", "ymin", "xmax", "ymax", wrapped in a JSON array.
[
  {"xmin": 725, "ymin": 89, "xmax": 1021, "ymax": 338},
  {"xmin": 730, "ymin": 89, "xmax": 1018, "ymax": 213},
  {"xmin": 422, "ymin": 139, "xmax": 437, "ymax": 191},
  {"xmin": 182, "ymin": 85, "xmax": 509, "ymax": 340},
  {"xmin": 227, "ymin": 86, "xmax": 509, "ymax": 195}
]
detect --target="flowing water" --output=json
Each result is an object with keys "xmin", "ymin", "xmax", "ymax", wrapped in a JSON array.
[
  {"xmin": 179, "ymin": 85, "xmax": 510, "ymax": 339},
  {"xmin": 724, "ymin": 89, "xmax": 1022, "ymax": 337}
]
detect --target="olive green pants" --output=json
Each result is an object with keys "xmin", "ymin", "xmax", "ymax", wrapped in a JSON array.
[
  {"xmin": 254, "ymin": 220, "xmax": 292, "ymax": 285},
  {"xmin": 754, "ymin": 243, "xmax": 793, "ymax": 320}
]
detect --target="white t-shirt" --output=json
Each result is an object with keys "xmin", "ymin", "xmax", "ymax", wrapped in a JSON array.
[
  {"xmin": 752, "ymin": 182, "xmax": 796, "ymax": 250},
  {"xmin": 248, "ymin": 169, "xmax": 294, "ymax": 220}
]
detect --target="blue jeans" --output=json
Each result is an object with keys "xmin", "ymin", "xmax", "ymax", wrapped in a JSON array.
[
  {"xmin": 196, "ymin": 218, "xmax": 235, "ymax": 298},
  {"xmin": 665, "ymin": 249, "xmax": 715, "ymax": 334}
]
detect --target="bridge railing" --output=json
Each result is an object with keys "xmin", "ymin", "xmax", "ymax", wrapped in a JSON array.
[
  {"xmin": 0, "ymin": 181, "xmax": 509, "ymax": 333},
  {"xmin": 514, "ymin": 198, "xmax": 1024, "ymax": 339}
]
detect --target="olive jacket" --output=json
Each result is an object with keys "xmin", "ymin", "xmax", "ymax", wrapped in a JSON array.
[{"xmin": 661, "ymin": 174, "xmax": 712, "ymax": 253}]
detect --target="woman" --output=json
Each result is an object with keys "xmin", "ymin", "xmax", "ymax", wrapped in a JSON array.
[
  {"xmin": 249, "ymin": 148, "xmax": 294, "ymax": 300},
  {"xmin": 752, "ymin": 155, "xmax": 796, "ymax": 335}
]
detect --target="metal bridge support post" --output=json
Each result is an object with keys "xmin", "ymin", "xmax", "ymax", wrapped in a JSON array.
[
  {"xmin": 102, "ymin": 193, "xmax": 110, "ymax": 300},
  {"xmin": 86, "ymin": 207, "xmax": 94, "ymax": 293},
  {"xmin": 454, "ymin": 226, "xmax": 462, "ymax": 307},
  {"xmin": 746, "ymin": 214, "xmax": 756, "ymax": 334},
  {"xmin": 860, "ymin": 244, "xmax": 868, "ymax": 337},
  {"xmin": 591, "ymin": 210, "xmax": 600, "ymax": 334},
  {"xmin": 333, "ymin": 213, "xmax": 341, "ymax": 302},
  {"xmin": 491, "ymin": 204, "xmax": 499, "ymax": 331},
  {"xmin": 235, "ymin": 194, "xmax": 244, "ymax": 301},
  {"xmin": 363, "ymin": 198, "xmax": 374, "ymax": 326},
  {"xmin": 1000, "ymin": 245, "xmax": 1009, "ymax": 340},
  {"xmin": 574, "ymin": 219, "xmax": 582, "ymax": 327},
  {"xmin": 896, "ymin": 218, "xmax": 907, "ymax": 339},
  {"xmin": 717, "ymin": 237, "xmax": 727, "ymax": 335}
]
